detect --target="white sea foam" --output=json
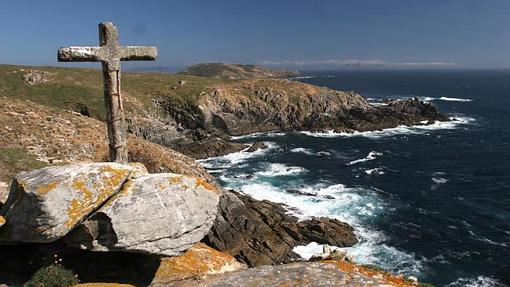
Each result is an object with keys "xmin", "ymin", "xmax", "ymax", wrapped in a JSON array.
[
  {"xmin": 290, "ymin": 147, "xmax": 315, "ymax": 156},
  {"xmin": 446, "ymin": 276, "xmax": 506, "ymax": 287},
  {"xmin": 290, "ymin": 147, "xmax": 331, "ymax": 157},
  {"xmin": 347, "ymin": 151, "xmax": 383, "ymax": 165},
  {"xmin": 256, "ymin": 163, "xmax": 307, "ymax": 177},
  {"xmin": 300, "ymin": 116, "xmax": 476, "ymax": 139},
  {"xmin": 438, "ymin": 97, "xmax": 473, "ymax": 102},
  {"xmin": 364, "ymin": 167, "xmax": 385, "ymax": 175},
  {"xmin": 292, "ymin": 242, "xmax": 347, "ymax": 260},
  {"xmin": 198, "ymin": 141, "xmax": 278, "ymax": 168},
  {"xmin": 230, "ymin": 132, "xmax": 286, "ymax": 140}
]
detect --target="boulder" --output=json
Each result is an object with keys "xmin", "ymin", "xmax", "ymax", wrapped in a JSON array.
[
  {"xmin": 150, "ymin": 243, "xmax": 246, "ymax": 286},
  {"xmin": 64, "ymin": 173, "xmax": 219, "ymax": 256},
  {"xmin": 0, "ymin": 163, "xmax": 141, "ymax": 243}
]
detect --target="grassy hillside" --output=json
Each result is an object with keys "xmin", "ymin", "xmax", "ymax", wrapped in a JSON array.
[{"xmin": 0, "ymin": 65, "xmax": 228, "ymax": 121}]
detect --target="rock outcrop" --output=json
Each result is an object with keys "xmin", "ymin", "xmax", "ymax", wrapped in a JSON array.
[
  {"xmin": 178, "ymin": 63, "xmax": 299, "ymax": 80},
  {"xmin": 65, "ymin": 173, "xmax": 219, "ymax": 256},
  {"xmin": 169, "ymin": 261, "xmax": 419, "ymax": 287},
  {"xmin": 204, "ymin": 190, "xmax": 357, "ymax": 267},
  {"xmin": 150, "ymin": 242, "xmax": 246, "ymax": 286},
  {"xmin": 0, "ymin": 163, "xmax": 138, "ymax": 243},
  {"xmin": 0, "ymin": 163, "xmax": 219, "ymax": 256}
]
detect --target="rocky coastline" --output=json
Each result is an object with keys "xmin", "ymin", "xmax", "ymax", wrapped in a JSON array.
[{"xmin": 0, "ymin": 64, "xmax": 447, "ymax": 286}]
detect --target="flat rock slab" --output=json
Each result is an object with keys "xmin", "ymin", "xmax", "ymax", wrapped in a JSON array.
[
  {"xmin": 0, "ymin": 163, "xmax": 138, "ymax": 243},
  {"xmin": 172, "ymin": 262, "xmax": 411, "ymax": 287},
  {"xmin": 64, "ymin": 173, "xmax": 219, "ymax": 256}
]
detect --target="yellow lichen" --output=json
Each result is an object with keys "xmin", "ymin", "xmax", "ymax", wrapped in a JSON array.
[
  {"xmin": 153, "ymin": 243, "xmax": 244, "ymax": 283},
  {"xmin": 194, "ymin": 177, "xmax": 218, "ymax": 193},
  {"xmin": 322, "ymin": 260, "xmax": 419, "ymax": 287},
  {"xmin": 64, "ymin": 166, "xmax": 130, "ymax": 228},
  {"xmin": 169, "ymin": 175, "xmax": 183, "ymax": 185},
  {"xmin": 36, "ymin": 181, "xmax": 58, "ymax": 194}
]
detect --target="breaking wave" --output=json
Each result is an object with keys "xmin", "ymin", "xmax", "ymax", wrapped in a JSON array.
[
  {"xmin": 300, "ymin": 116, "xmax": 475, "ymax": 139},
  {"xmin": 347, "ymin": 151, "xmax": 383, "ymax": 166}
]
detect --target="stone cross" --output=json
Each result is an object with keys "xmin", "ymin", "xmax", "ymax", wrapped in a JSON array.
[{"xmin": 57, "ymin": 22, "xmax": 157, "ymax": 163}]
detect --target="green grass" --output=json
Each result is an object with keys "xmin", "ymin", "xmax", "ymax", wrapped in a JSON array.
[
  {"xmin": 0, "ymin": 147, "xmax": 48, "ymax": 176},
  {"xmin": 0, "ymin": 64, "xmax": 228, "ymax": 121},
  {"xmin": 26, "ymin": 264, "xmax": 78, "ymax": 287}
]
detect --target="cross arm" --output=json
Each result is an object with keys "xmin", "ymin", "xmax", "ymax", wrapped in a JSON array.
[
  {"xmin": 120, "ymin": 46, "xmax": 157, "ymax": 61},
  {"xmin": 57, "ymin": 46, "xmax": 102, "ymax": 62}
]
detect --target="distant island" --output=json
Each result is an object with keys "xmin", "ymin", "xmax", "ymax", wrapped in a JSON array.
[{"xmin": 178, "ymin": 63, "xmax": 300, "ymax": 79}]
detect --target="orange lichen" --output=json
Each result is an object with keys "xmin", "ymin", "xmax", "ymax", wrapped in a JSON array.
[
  {"xmin": 152, "ymin": 243, "xmax": 244, "ymax": 284},
  {"xmin": 0, "ymin": 215, "xmax": 6, "ymax": 226},
  {"xmin": 169, "ymin": 175, "xmax": 183, "ymax": 185},
  {"xmin": 194, "ymin": 177, "xmax": 218, "ymax": 193},
  {"xmin": 36, "ymin": 181, "xmax": 58, "ymax": 194},
  {"xmin": 65, "ymin": 166, "xmax": 130, "ymax": 228},
  {"xmin": 322, "ymin": 260, "xmax": 418, "ymax": 287}
]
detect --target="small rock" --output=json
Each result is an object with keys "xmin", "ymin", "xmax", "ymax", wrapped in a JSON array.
[
  {"xmin": 23, "ymin": 70, "xmax": 50, "ymax": 86},
  {"xmin": 408, "ymin": 275, "xmax": 418, "ymax": 282}
]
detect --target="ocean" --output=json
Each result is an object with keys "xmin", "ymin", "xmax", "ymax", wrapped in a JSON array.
[{"xmin": 199, "ymin": 70, "xmax": 510, "ymax": 286}]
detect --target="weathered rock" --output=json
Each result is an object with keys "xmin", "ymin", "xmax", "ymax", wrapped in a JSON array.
[
  {"xmin": 171, "ymin": 261, "xmax": 419, "ymax": 287},
  {"xmin": 150, "ymin": 243, "xmax": 246, "ymax": 286},
  {"xmin": 23, "ymin": 70, "xmax": 50, "ymax": 86},
  {"xmin": 64, "ymin": 173, "xmax": 219, "ymax": 256},
  {"xmin": 0, "ymin": 163, "xmax": 139, "ymax": 243},
  {"xmin": 203, "ymin": 190, "xmax": 357, "ymax": 267}
]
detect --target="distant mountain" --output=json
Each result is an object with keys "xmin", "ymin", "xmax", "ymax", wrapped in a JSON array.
[{"xmin": 178, "ymin": 63, "xmax": 300, "ymax": 79}]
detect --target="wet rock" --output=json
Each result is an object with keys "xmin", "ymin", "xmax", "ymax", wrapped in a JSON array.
[
  {"xmin": 246, "ymin": 142, "xmax": 267, "ymax": 152},
  {"xmin": 203, "ymin": 190, "xmax": 357, "ymax": 267},
  {"xmin": 0, "ymin": 163, "xmax": 138, "ymax": 243},
  {"xmin": 64, "ymin": 173, "xmax": 219, "ymax": 256}
]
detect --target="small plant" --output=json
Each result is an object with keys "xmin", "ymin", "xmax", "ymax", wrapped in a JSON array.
[{"xmin": 26, "ymin": 260, "xmax": 78, "ymax": 287}]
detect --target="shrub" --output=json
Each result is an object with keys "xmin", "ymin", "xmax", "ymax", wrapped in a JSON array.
[{"xmin": 26, "ymin": 264, "xmax": 78, "ymax": 287}]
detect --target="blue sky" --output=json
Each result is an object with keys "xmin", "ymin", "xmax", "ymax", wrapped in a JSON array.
[{"xmin": 1, "ymin": 0, "xmax": 509, "ymax": 69}]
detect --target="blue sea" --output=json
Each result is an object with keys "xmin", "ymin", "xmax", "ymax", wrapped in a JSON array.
[{"xmin": 200, "ymin": 70, "xmax": 510, "ymax": 286}]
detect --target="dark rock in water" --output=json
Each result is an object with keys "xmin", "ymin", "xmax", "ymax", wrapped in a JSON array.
[
  {"xmin": 175, "ymin": 139, "xmax": 248, "ymax": 159},
  {"xmin": 246, "ymin": 142, "xmax": 268, "ymax": 152},
  {"xmin": 386, "ymin": 97, "xmax": 450, "ymax": 122},
  {"xmin": 203, "ymin": 190, "xmax": 357, "ymax": 267},
  {"xmin": 286, "ymin": 189, "xmax": 317, "ymax": 197}
]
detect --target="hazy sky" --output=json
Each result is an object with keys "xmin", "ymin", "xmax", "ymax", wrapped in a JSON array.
[{"xmin": 1, "ymin": 0, "xmax": 509, "ymax": 69}]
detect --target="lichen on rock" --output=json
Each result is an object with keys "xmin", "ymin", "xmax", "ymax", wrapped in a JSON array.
[{"xmin": 0, "ymin": 163, "xmax": 136, "ymax": 243}]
